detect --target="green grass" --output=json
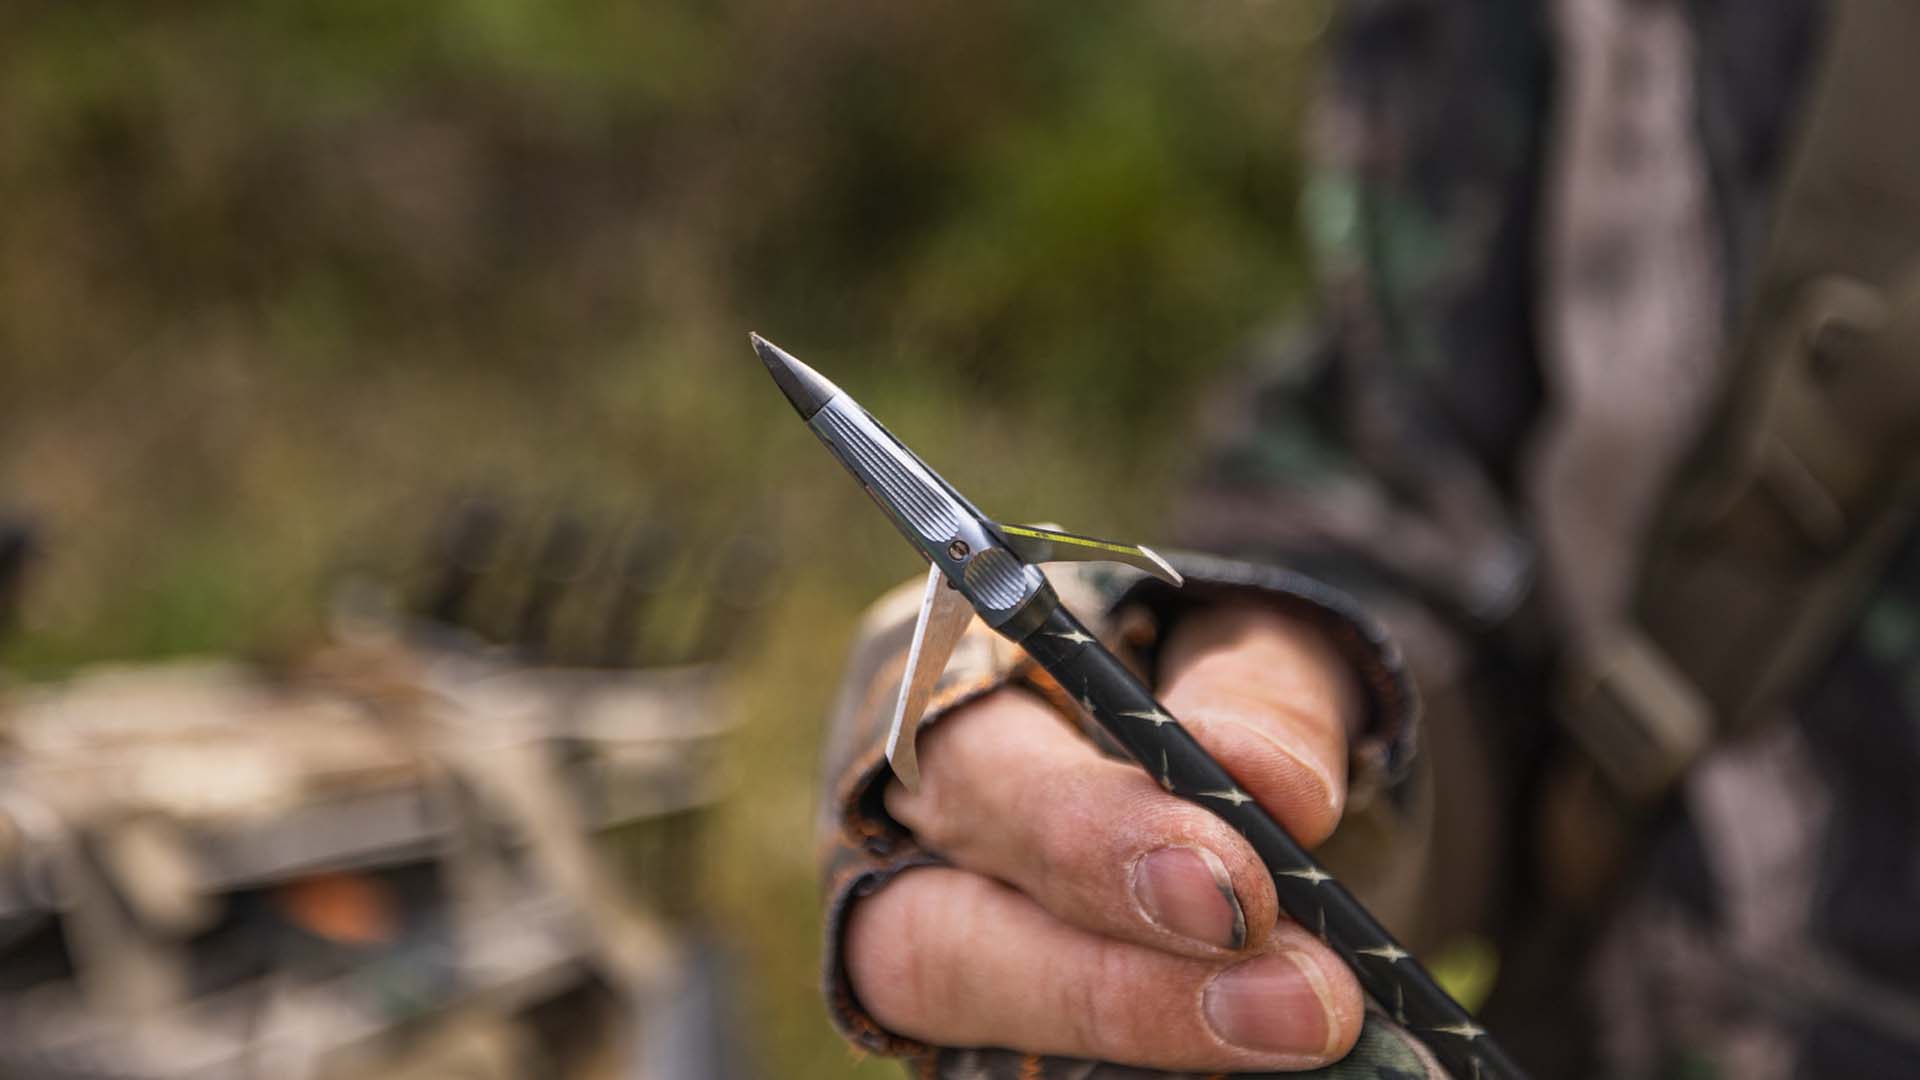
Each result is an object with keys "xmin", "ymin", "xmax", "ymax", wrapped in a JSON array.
[{"xmin": 0, "ymin": 3, "xmax": 1320, "ymax": 1073}]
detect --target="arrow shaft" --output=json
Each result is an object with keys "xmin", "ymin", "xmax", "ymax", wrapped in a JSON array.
[{"xmin": 1014, "ymin": 598, "xmax": 1528, "ymax": 1080}]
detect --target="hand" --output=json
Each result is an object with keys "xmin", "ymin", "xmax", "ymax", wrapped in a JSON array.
[{"xmin": 844, "ymin": 601, "xmax": 1368, "ymax": 1072}]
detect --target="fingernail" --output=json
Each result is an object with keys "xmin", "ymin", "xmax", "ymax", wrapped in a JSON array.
[
  {"xmin": 1131, "ymin": 847, "xmax": 1245, "ymax": 950},
  {"xmin": 1204, "ymin": 951, "xmax": 1336, "ymax": 1057}
]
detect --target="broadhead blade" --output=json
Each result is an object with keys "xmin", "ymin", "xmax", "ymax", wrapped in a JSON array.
[
  {"xmin": 886, "ymin": 563, "xmax": 976, "ymax": 792},
  {"xmin": 993, "ymin": 522, "xmax": 1184, "ymax": 586},
  {"xmin": 750, "ymin": 333, "xmax": 841, "ymax": 420}
]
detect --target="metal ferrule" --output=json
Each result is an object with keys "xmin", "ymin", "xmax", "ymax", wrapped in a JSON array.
[{"xmin": 807, "ymin": 395, "xmax": 1046, "ymax": 628}]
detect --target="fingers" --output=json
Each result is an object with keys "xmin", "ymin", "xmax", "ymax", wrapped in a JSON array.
[
  {"xmin": 885, "ymin": 687, "xmax": 1279, "ymax": 956},
  {"xmin": 846, "ymin": 866, "xmax": 1364, "ymax": 1071},
  {"xmin": 863, "ymin": 604, "xmax": 1367, "ymax": 1067},
  {"xmin": 1158, "ymin": 600, "xmax": 1361, "ymax": 847},
  {"xmin": 883, "ymin": 601, "xmax": 1359, "ymax": 961}
]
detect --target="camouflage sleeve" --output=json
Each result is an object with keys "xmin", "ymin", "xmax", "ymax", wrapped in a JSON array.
[
  {"xmin": 817, "ymin": 553, "xmax": 1439, "ymax": 1075},
  {"xmin": 1172, "ymin": 0, "xmax": 1548, "ymax": 631}
]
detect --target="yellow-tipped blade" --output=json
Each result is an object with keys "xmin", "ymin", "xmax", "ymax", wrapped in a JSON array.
[{"xmin": 993, "ymin": 523, "xmax": 1182, "ymax": 586}]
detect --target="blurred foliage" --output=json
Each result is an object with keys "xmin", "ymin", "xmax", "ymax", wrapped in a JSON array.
[{"xmin": 0, "ymin": 1, "xmax": 1322, "ymax": 1074}]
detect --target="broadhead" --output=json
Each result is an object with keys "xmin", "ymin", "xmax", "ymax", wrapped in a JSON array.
[{"xmin": 750, "ymin": 333, "xmax": 841, "ymax": 420}]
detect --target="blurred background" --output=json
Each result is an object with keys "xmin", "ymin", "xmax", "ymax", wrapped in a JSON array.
[{"xmin": 0, "ymin": 2, "xmax": 1332, "ymax": 1076}]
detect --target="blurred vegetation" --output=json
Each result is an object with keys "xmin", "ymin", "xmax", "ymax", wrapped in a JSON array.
[{"xmin": 0, "ymin": 1, "xmax": 1325, "ymax": 1074}]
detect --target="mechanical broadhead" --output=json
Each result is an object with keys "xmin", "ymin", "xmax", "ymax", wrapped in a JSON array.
[{"xmin": 751, "ymin": 335, "xmax": 1187, "ymax": 786}]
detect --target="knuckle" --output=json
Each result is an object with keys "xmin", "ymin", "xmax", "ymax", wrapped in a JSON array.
[
  {"xmin": 1060, "ymin": 939, "xmax": 1206, "ymax": 1064},
  {"xmin": 845, "ymin": 869, "xmax": 956, "ymax": 1032},
  {"xmin": 1063, "ymin": 943, "xmax": 1110, "ymax": 1052},
  {"xmin": 844, "ymin": 887, "xmax": 919, "ymax": 1027},
  {"xmin": 1086, "ymin": 940, "xmax": 1152, "ymax": 1051},
  {"xmin": 1025, "ymin": 765, "xmax": 1179, "ymax": 906}
]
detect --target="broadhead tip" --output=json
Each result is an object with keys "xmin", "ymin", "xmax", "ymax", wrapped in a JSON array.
[
  {"xmin": 1137, "ymin": 544, "xmax": 1184, "ymax": 587},
  {"xmin": 749, "ymin": 333, "xmax": 841, "ymax": 420}
]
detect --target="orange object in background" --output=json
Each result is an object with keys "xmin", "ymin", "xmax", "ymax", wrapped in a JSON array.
[{"xmin": 274, "ymin": 871, "xmax": 400, "ymax": 946}]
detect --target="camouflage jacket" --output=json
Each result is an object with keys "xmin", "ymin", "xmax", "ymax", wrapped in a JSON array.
[{"xmin": 820, "ymin": 0, "xmax": 1920, "ymax": 1076}]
